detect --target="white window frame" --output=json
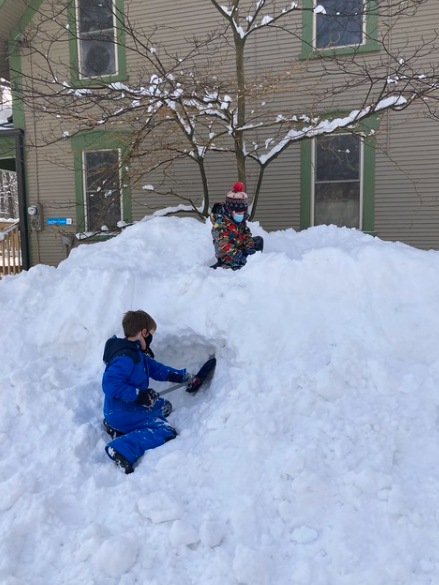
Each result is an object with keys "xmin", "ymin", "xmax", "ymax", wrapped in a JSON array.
[
  {"xmin": 311, "ymin": 134, "xmax": 364, "ymax": 229},
  {"xmin": 76, "ymin": 0, "xmax": 119, "ymax": 80},
  {"xmin": 82, "ymin": 148, "xmax": 123, "ymax": 232},
  {"xmin": 313, "ymin": 0, "xmax": 367, "ymax": 50}
]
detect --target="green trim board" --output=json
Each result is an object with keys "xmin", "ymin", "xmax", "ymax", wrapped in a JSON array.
[
  {"xmin": 8, "ymin": 0, "xmax": 46, "ymax": 131},
  {"xmin": 68, "ymin": 0, "xmax": 127, "ymax": 87},
  {"xmin": 71, "ymin": 130, "xmax": 132, "ymax": 232},
  {"xmin": 300, "ymin": 115, "xmax": 379, "ymax": 233},
  {"xmin": 300, "ymin": 0, "xmax": 380, "ymax": 60}
]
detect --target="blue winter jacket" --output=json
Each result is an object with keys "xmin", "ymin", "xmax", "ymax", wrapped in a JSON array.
[{"xmin": 102, "ymin": 336, "xmax": 186, "ymax": 426}]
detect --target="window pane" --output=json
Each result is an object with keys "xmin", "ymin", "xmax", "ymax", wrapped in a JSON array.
[
  {"xmin": 77, "ymin": 0, "xmax": 116, "ymax": 77},
  {"xmin": 80, "ymin": 31, "xmax": 116, "ymax": 77},
  {"xmin": 316, "ymin": 0, "xmax": 363, "ymax": 48},
  {"xmin": 84, "ymin": 150, "xmax": 121, "ymax": 232},
  {"xmin": 314, "ymin": 182, "xmax": 360, "ymax": 228},
  {"xmin": 78, "ymin": 0, "xmax": 114, "ymax": 34},
  {"xmin": 316, "ymin": 135, "xmax": 360, "ymax": 181}
]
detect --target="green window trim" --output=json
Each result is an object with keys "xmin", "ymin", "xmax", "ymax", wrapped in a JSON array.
[
  {"xmin": 68, "ymin": 0, "xmax": 127, "ymax": 87},
  {"xmin": 300, "ymin": 115, "xmax": 379, "ymax": 234},
  {"xmin": 300, "ymin": 0, "xmax": 380, "ymax": 60},
  {"xmin": 71, "ymin": 131, "xmax": 132, "ymax": 233},
  {"xmin": 8, "ymin": 0, "xmax": 46, "ymax": 131}
]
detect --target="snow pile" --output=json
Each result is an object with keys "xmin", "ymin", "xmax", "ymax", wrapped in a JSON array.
[{"xmin": 1, "ymin": 216, "xmax": 439, "ymax": 584}]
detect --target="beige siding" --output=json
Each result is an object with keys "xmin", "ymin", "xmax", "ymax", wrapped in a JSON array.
[
  {"xmin": 12, "ymin": 0, "xmax": 439, "ymax": 266},
  {"xmin": 375, "ymin": 109, "xmax": 439, "ymax": 249}
]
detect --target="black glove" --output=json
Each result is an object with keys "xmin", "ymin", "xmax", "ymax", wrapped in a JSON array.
[
  {"xmin": 186, "ymin": 376, "xmax": 202, "ymax": 393},
  {"xmin": 231, "ymin": 251, "xmax": 247, "ymax": 270},
  {"xmin": 252, "ymin": 235, "xmax": 264, "ymax": 252},
  {"xmin": 136, "ymin": 388, "xmax": 159, "ymax": 408},
  {"xmin": 244, "ymin": 247, "xmax": 256, "ymax": 256},
  {"xmin": 166, "ymin": 370, "xmax": 189, "ymax": 383}
]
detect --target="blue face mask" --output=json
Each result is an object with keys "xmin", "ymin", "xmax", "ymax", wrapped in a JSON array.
[{"xmin": 234, "ymin": 213, "xmax": 245, "ymax": 223}]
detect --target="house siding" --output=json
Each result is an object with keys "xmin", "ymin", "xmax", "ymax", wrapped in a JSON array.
[
  {"xmin": 8, "ymin": 0, "xmax": 439, "ymax": 266},
  {"xmin": 375, "ymin": 109, "xmax": 439, "ymax": 250}
]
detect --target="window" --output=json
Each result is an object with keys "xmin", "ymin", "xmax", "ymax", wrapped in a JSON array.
[
  {"xmin": 316, "ymin": 0, "xmax": 364, "ymax": 49},
  {"xmin": 313, "ymin": 134, "xmax": 361, "ymax": 228},
  {"xmin": 300, "ymin": 117, "xmax": 378, "ymax": 233},
  {"xmin": 76, "ymin": 0, "xmax": 117, "ymax": 78},
  {"xmin": 83, "ymin": 149, "xmax": 122, "ymax": 232},
  {"xmin": 300, "ymin": 0, "xmax": 379, "ymax": 58}
]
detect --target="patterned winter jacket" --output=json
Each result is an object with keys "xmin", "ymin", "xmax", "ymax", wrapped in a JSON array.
[{"xmin": 210, "ymin": 203, "xmax": 254, "ymax": 266}]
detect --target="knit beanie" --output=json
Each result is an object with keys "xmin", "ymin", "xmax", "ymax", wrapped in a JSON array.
[{"xmin": 225, "ymin": 181, "xmax": 248, "ymax": 213}]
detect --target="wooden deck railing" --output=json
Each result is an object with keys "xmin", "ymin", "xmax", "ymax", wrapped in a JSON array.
[{"xmin": 0, "ymin": 220, "xmax": 22, "ymax": 278}]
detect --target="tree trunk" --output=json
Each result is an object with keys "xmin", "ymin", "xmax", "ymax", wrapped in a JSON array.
[{"xmin": 234, "ymin": 33, "xmax": 246, "ymax": 184}]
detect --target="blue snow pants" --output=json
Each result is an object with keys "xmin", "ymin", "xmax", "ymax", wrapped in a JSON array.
[{"xmin": 104, "ymin": 398, "xmax": 177, "ymax": 465}]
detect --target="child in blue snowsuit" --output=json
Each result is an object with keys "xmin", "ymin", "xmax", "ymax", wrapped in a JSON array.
[{"xmin": 102, "ymin": 310, "xmax": 188, "ymax": 474}]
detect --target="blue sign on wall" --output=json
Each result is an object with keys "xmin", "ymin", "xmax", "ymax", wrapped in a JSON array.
[{"xmin": 47, "ymin": 218, "xmax": 72, "ymax": 226}]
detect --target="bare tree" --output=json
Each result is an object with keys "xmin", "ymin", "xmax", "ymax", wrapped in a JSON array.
[
  {"xmin": 9, "ymin": 0, "xmax": 439, "ymax": 224},
  {"xmin": 0, "ymin": 172, "xmax": 18, "ymax": 219},
  {"xmin": 0, "ymin": 81, "xmax": 18, "ymax": 220}
]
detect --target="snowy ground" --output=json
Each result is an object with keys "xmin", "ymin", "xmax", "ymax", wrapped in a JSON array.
[{"xmin": 1, "ymin": 216, "xmax": 439, "ymax": 585}]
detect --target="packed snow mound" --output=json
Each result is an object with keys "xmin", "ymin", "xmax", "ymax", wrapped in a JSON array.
[{"xmin": 1, "ymin": 216, "xmax": 439, "ymax": 585}]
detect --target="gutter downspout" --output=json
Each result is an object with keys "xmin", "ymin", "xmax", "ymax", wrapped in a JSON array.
[{"xmin": 0, "ymin": 127, "xmax": 29, "ymax": 270}]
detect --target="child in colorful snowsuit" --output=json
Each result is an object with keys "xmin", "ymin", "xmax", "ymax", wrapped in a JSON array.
[
  {"xmin": 210, "ymin": 181, "xmax": 263, "ymax": 270},
  {"xmin": 102, "ymin": 310, "xmax": 189, "ymax": 474}
]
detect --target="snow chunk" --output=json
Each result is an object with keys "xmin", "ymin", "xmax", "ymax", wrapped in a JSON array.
[
  {"xmin": 95, "ymin": 536, "xmax": 138, "ymax": 578},
  {"xmin": 169, "ymin": 519, "xmax": 199, "ymax": 546},
  {"xmin": 137, "ymin": 491, "xmax": 184, "ymax": 523},
  {"xmin": 261, "ymin": 15, "xmax": 274, "ymax": 25},
  {"xmin": 291, "ymin": 526, "xmax": 319, "ymax": 544},
  {"xmin": 142, "ymin": 184, "xmax": 155, "ymax": 191},
  {"xmin": 199, "ymin": 520, "xmax": 224, "ymax": 548}
]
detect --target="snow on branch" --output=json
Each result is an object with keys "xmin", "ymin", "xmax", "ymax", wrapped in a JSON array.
[{"xmin": 257, "ymin": 96, "xmax": 407, "ymax": 165}]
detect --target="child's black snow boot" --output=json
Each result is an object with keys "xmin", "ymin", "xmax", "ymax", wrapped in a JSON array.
[{"xmin": 106, "ymin": 447, "xmax": 134, "ymax": 474}]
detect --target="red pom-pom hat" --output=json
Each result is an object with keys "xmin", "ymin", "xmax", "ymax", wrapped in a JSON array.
[{"xmin": 225, "ymin": 181, "xmax": 248, "ymax": 213}]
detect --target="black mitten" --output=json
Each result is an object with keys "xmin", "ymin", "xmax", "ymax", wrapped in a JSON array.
[
  {"xmin": 244, "ymin": 247, "xmax": 256, "ymax": 256},
  {"xmin": 166, "ymin": 371, "xmax": 189, "ymax": 383},
  {"xmin": 135, "ymin": 388, "xmax": 159, "ymax": 408}
]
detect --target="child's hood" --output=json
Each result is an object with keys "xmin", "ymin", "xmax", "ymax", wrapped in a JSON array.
[
  {"xmin": 210, "ymin": 203, "xmax": 233, "ymax": 225},
  {"xmin": 103, "ymin": 336, "xmax": 141, "ymax": 364}
]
